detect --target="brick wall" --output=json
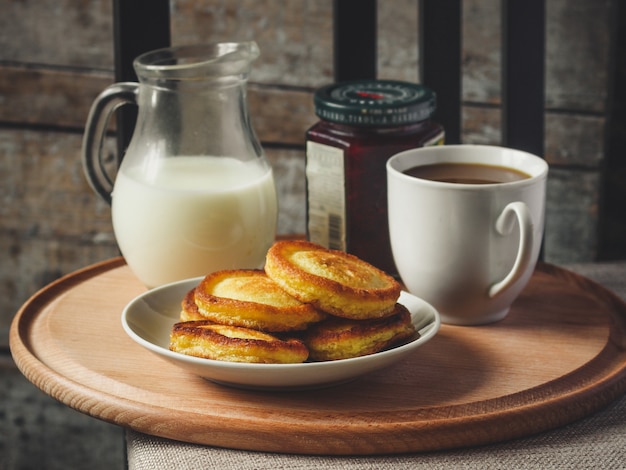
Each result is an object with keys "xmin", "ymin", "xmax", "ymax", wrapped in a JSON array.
[{"xmin": 1, "ymin": 0, "xmax": 623, "ymax": 345}]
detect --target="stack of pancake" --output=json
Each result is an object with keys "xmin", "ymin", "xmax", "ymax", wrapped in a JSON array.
[{"xmin": 169, "ymin": 240, "xmax": 416, "ymax": 363}]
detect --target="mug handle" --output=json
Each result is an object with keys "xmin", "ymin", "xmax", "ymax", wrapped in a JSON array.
[
  {"xmin": 81, "ymin": 83, "xmax": 139, "ymax": 205},
  {"xmin": 489, "ymin": 201, "xmax": 534, "ymax": 298}
]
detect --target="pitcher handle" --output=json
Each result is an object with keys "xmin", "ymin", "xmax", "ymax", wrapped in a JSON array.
[
  {"xmin": 81, "ymin": 83, "xmax": 139, "ymax": 205},
  {"xmin": 489, "ymin": 201, "xmax": 534, "ymax": 298}
]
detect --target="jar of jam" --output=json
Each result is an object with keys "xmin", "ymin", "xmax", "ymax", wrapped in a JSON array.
[{"xmin": 305, "ymin": 79, "xmax": 444, "ymax": 275}]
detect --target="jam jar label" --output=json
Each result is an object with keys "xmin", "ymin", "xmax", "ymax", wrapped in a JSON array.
[
  {"xmin": 305, "ymin": 141, "xmax": 346, "ymax": 250},
  {"xmin": 424, "ymin": 130, "xmax": 445, "ymax": 147}
]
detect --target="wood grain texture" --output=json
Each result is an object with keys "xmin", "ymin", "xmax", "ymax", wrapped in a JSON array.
[{"xmin": 9, "ymin": 259, "xmax": 626, "ymax": 455}]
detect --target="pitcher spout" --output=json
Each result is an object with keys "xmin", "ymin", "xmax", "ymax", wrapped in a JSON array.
[{"xmin": 133, "ymin": 42, "xmax": 260, "ymax": 81}]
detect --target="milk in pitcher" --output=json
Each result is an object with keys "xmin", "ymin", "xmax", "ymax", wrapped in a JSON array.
[{"xmin": 112, "ymin": 156, "xmax": 277, "ymax": 287}]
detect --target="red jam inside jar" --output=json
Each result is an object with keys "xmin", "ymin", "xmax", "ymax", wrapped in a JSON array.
[{"xmin": 305, "ymin": 80, "xmax": 444, "ymax": 275}]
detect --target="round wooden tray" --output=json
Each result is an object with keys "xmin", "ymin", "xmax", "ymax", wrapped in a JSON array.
[{"xmin": 9, "ymin": 258, "xmax": 626, "ymax": 455}]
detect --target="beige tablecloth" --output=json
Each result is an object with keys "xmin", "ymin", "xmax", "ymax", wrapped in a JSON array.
[{"xmin": 126, "ymin": 262, "xmax": 626, "ymax": 470}]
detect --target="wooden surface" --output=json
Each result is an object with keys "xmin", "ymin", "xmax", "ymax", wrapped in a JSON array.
[{"xmin": 9, "ymin": 258, "xmax": 626, "ymax": 455}]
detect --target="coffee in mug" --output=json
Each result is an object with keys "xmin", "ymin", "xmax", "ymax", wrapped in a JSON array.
[
  {"xmin": 403, "ymin": 162, "xmax": 530, "ymax": 185},
  {"xmin": 387, "ymin": 145, "xmax": 548, "ymax": 325}
]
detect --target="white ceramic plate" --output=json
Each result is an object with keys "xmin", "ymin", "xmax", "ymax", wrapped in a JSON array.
[{"xmin": 121, "ymin": 277, "xmax": 441, "ymax": 391}]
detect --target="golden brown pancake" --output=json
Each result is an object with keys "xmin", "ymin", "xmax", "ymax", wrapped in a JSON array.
[
  {"xmin": 302, "ymin": 304, "xmax": 416, "ymax": 361},
  {"xmin": 193, "ymin": 269, "xmax": 326, "ymax": 332},
  {"xmin": 180, "ymin": 288, "xmax": 205, "ymax": 321},
  {"xmin": 264, "ymin": 240, "xmax": 401, "ymax": 319},
  {"xmin": 170, "ymin": 321, "xmax": 309, "ymax": 364}
]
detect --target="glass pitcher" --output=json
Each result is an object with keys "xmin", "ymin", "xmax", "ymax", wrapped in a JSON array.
[{"xmin": 82, "ymin": 42, "xmax": 278, "ymax": 288}]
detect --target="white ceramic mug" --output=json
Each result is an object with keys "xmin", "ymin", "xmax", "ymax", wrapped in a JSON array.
[{"xmin": 387, "ymin": 145, "xmax": 548, "ymax": 325}]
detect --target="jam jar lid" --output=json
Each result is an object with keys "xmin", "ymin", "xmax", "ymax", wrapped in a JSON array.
[{"xmin": 313, "ymin": 79, "xmax": 437, "ymax": 127}]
